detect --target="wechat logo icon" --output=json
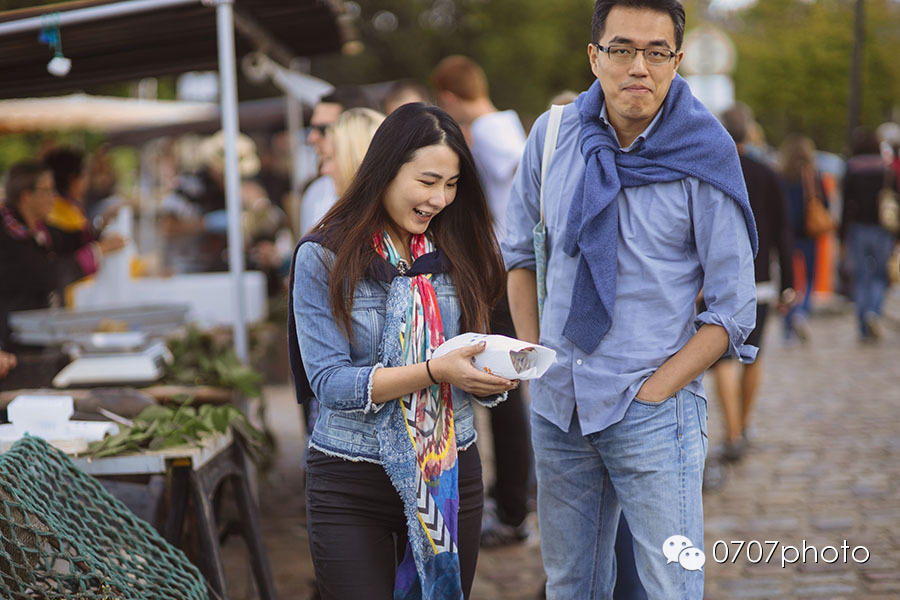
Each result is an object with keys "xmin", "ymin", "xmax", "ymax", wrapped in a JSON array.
[{"xmin": 663, "ymin": 535, "xmax": 706, "ymax": 571}]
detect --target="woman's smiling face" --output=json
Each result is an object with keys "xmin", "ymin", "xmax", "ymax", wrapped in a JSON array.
[{"xmin": 382, "ymin": 142, "xmax": 459, "ymax": 246}]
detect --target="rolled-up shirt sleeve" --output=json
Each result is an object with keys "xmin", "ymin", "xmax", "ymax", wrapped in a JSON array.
[
  {"xmin": 501, "ymin": 111, "xmax": 548, "ymax": 272},
  {"xmin": 293, "ymin": 242, "xmax": 382, "ymax": 412},
  {"xmin": 691, "ymin": 181, "xmax": 758, "ymax": 363}
]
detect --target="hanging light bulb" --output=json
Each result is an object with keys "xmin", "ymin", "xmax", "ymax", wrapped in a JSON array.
[
  {"xmin": 39, "ymin": 13, "xmax": 70, "ymax": 77},
  {"xmin": 47, "ymin": 54, "xmax": 71, "ymax": 77}
]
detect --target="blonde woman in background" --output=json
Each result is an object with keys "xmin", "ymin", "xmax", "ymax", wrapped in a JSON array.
[
  {"xmin": 256, "ymin": 108, "xmax": 385, "ymax": 273},
  {"xmin": 274, "ymin": 107, "xmax": 386, "ymax": 448},
  {"xmin": 779, "ymin": 134, "xmax": 827, "ymax": 342},
  {"xmin": 300, "ymin": 107, "xmax": 385, "ymax": 232}
]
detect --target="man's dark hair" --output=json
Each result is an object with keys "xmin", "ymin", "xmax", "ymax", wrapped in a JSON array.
[
  {"xmin": 850, "ymin": 127, "xmax": 880, "ymax": 157},
  {"xmin": 4, "ymin": 160, "xmax": 50, "ymax": 210},
  {"xmin": 320, "ymin": 84, "xmax": 372, "ymax": 111},
  {"xmin": 720, "ymin": 103, "xmax": 753, "ymax": 145},
  {"xmin": 591, "ymin": 0, "xmax": 686, "ymax": 50},
  {"xmin": 43, "ymin": 147, "xmax": 84, "ymax": 198},
  {"xmin": 383, "ymin": 79, "xmax": 431, "ymax": 111}
]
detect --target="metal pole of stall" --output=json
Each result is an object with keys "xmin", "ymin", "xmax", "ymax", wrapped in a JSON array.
[
  {"xmin": 214, "ymin": 0, "xmax": 249, "ymax": 364},
  {"xmin": 285, "ymin": 93, "xmax": 303, "ymax": 236},
  {"xmin": 138, "ymin": 144, "xmax": 156, "ymax": 256}
]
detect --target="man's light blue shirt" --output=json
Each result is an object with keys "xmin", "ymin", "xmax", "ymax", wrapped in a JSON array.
[{"xmin": 502, "ymin": 102, "xmax": 756, "ymax": 436}]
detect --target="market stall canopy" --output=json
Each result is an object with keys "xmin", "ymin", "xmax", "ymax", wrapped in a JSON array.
[
  {"xmin": 0, "ymin": 93, "xmax": 217, "ymax": 134},
  {"xmin": 105, "ymin": 96, "xmax": 286, "ymax": 145},
  {"xmin": 0, "ymin": 0, "xmax": 348, "ymax": 100}
]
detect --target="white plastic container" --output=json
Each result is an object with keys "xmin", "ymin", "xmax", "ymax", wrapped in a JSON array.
[
  {"xmin": 52, "ymin": 340, "xmax": 170, "ymax": 387},
  {"xmin": 7, "ymin": 395, "xmax": 74, "ymax": 439},
  {"xmin": 2, "ymin": 395, "xmax": 119, "ymax": 454}
]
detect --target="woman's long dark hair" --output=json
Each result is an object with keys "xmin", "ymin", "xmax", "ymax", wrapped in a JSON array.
[{"xmin": 313, "ymin": 103, "xmax": 506, "ymax": 339}]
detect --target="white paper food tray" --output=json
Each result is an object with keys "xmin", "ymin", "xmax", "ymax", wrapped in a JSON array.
[{"xmin": 431, "ymin": 333, "xmax": 556, "ymax": 380}]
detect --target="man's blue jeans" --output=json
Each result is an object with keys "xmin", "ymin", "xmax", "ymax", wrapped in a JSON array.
[
  {"xmin": 847, "ymin": 223, "xmax": 895, "ymax": 337},
  {"xmin": 532, "ymin": 389, "xmax": 708, "ymax": 600},
  {"xmin": 785, "ymin": 236, "xmax": 816, "ymax": 337}
]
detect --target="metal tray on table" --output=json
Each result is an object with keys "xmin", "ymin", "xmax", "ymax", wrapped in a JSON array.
[{"xmin": 8, "ymin": 304, "xmax": 190, "ymax": 346}]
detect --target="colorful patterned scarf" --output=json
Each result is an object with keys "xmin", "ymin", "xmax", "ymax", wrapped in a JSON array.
[{"xmin": 372, "ymin": 231, "xmax": 462, "ymax": 600}]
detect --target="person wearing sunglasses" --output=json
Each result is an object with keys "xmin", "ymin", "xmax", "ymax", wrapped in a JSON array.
[{"xmin": 299, "ymin": 85, "xmax": 372, "ymax": 236}]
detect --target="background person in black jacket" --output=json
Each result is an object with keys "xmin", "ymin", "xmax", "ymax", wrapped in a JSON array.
[
  {"xmin": 713, "ymin": 104, "xmax": 796, "ymax": 463},
  {"xmin": 841, "ymin": 128, "xmax": 899, "ymax": 342},
  {"xmin": 0, "ymin": 160, "xmax": 123, "ymax": 350}
]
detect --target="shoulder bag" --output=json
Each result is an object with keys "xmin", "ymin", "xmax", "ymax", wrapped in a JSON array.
[
  {"xmin": 802, "ymin": 167, "xmax": 835, "ymax": 238},
  {"xmin": 877, "ymin": 166, "xmax": 900, "ymax": 234},
  {"xmin": 533, "ymin": 104, "xmax": 564, "ymax": 319}
]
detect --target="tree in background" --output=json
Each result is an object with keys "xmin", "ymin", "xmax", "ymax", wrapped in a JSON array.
[
  {"xmin": 312, "ymin": 0, "xmax": 598, "ymax": 128},
  {"xmin": 0, "ymin": 0, "xmax": 898, "ymax": 154},
  {"xmin": 723, "ymin": 0, "xmax": 900, "ymax": 153},
  {"xmin": 314, "ymin": 0, "xmax": 900, "ymax": 151}
]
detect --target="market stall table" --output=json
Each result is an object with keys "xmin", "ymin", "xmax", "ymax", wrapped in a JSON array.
[{"xmin": 73, "ymin": 429, "xmax": 276, "ymax": 600}]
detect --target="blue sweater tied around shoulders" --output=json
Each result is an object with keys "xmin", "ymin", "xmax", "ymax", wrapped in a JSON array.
[{"xmin": 563, "ymin": 75, "xmax": 759, "ymax": 354}]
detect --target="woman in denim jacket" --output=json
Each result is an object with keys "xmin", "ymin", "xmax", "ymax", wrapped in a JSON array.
[{"xmin": 290, "ymin": 103, "xmax": 516, "ymax": 600}]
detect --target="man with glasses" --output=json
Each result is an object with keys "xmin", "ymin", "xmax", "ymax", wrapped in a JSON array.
[{"xmin": 502, "ymin": 1, "xmax": 758, "ymax": 597}]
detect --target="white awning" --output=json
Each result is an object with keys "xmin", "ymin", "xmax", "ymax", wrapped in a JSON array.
[{"xmin": 0, "ymin": 94, "xmax": 216, "ymax": 134}]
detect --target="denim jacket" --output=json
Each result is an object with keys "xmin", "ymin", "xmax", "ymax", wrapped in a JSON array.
[{"xmin": 292, "ymin": 241, "xmax": 498, "ymax": 463}]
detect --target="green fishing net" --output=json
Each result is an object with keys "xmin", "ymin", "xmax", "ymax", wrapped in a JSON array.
[{"xmin": 0, "ymin": 435, "xmax": 208, "ymax": 599}]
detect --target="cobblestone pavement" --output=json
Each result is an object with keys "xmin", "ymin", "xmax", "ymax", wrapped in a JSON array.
[
  {"xmin": 235, "ymin": 291, "xmax": 900, "ymax": 600},
  {"xmin": 702, "ymin": 291, "xmax": 900, "ymax": 600}
]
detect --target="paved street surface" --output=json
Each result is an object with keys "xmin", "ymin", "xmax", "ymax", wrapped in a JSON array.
[
  {"xmin": 702, "ymin": 291, "xmax": 900, "ymax": 600},
  {"xmin": 226, "ymin": 290, "xmax": 900, "ymax": 599}
]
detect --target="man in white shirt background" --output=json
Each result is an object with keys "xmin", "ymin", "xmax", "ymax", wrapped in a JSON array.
[{"xmin": 431, "ymin": 55, "xmax": 532, "ymax": 547}]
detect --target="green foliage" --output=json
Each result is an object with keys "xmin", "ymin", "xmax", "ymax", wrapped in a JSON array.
[
  {"xmin": 164, "ymin": 326, "xmax": 263, "ymax": 398},
  {"xmin": 0, "ymin": 135, "xmax": 39, "ymax": 174},
  {"xmin": 85, "ymin": 400, "xmax": 267, "ymax": 462},
  {"xmin": 313, "ymin": 0, "xmax": 597, "ymax": 126},
  {"xmin": 104, "ymin": 145, "xmax": 140, "ymax": 191},
  {"xmin": 0, "ymin": 131, "xmax": 107, "ymax": 176},
  {"xmin": 312, "ymin": 0, "xmax": 899, "ymax": 152},
  {"xmin": 3, "ymin": 0, "xmax": 898, "ymax": 158},
  {"xmin": 723, "ymin": 0, "xmax": 900, "ymax": 153}
]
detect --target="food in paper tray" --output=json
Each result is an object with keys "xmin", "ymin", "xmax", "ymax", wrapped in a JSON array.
[
  {"xmin": 96, "ymin": 319, "xmax": 129, "ymax": 333},
  {"xmin": 431, "ymin": 333, "xmax": 556, "ymax": 380},
  {"xmin": 509, "ymin": 348, "xmax": 536, "ymax": 374}
]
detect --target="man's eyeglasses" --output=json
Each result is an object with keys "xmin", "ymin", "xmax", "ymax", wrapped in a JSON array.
[
  {"xmin": 594, "ymin": 43, "xmax": 677, "ymax": 66},
  {"xmin": 307, "ymin": 123, "xmax": 331, "ymax": 137}
]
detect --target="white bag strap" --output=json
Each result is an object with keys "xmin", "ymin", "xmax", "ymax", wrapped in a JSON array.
[{"xmin": 540, "ymin": 104, "xmax": 564, "ymax": 225}]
